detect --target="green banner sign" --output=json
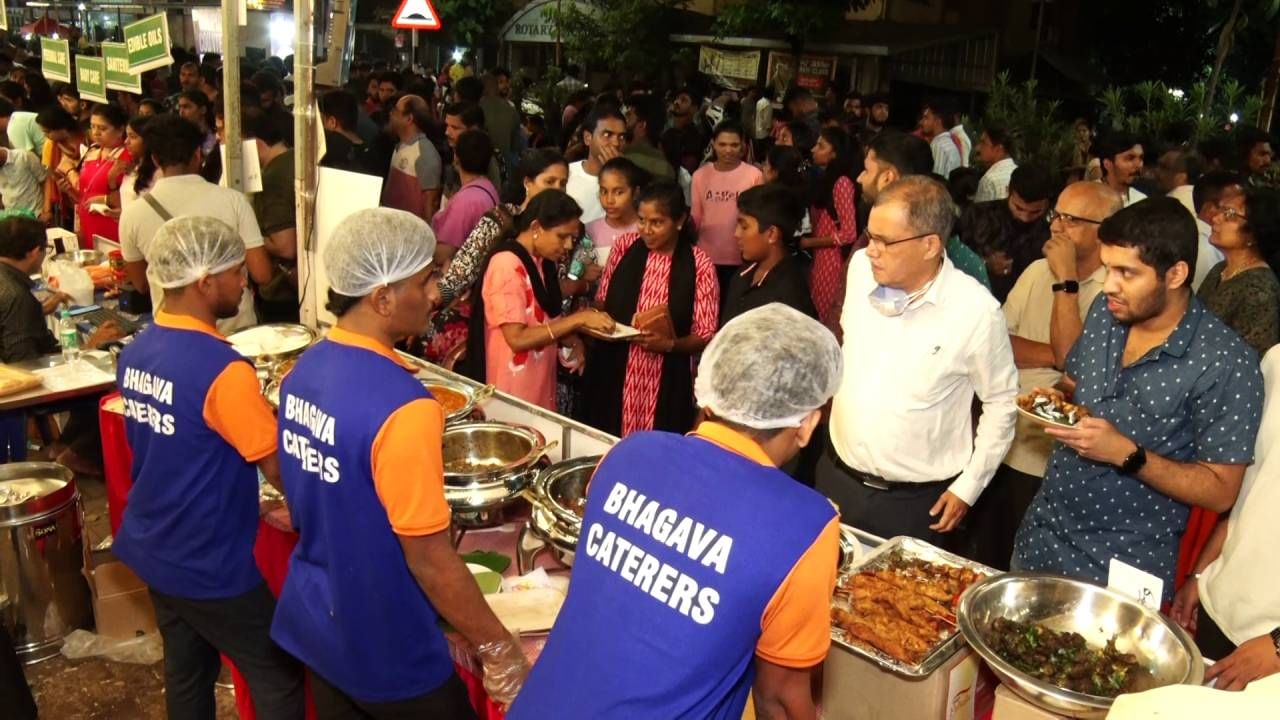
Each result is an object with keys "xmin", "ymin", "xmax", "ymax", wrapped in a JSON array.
[
  {"xmin": 101, "ymin": 42, "xmax": 142, "ymax": 94},
  {"xmin": 76, "ymin": 55, "xmax": 108, "ymax": 104},
  {"xmin": 40, "ymin": 37, "xmax": 70, "ymax": 83},
  {"xmin": 124, "ymin": 13, "xmax": 173, "ymax": 74}
]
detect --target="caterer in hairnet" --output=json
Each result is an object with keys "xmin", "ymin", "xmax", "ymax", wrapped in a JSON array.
[
  {"xmin": 114, "ymin": 217, "xmax": 304, "ymax": 720},
  {"xmin": 269, "ymin": 208, "xmax": 528, "ymax": 719},
  {"xmin": 510, "ymin": 303, "xmax": 843, "ymax": 720}
]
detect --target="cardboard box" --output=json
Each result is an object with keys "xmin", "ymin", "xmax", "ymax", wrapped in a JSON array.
[
  {"xmin": 822, "ymin": 644, "xmax": 996, "ymax": 720},
  {"xmin": 992, "ymin": 684, "xmax": 1070, "ymax": 719},
  {"xmin": 83, "ymin": 549, "xmax": 156, "ymax": 638}
]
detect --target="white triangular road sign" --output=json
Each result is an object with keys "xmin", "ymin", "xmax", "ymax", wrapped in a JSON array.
[{"xmin": 392, "ymin": 0, "xmax": 441, "ymax": 30}]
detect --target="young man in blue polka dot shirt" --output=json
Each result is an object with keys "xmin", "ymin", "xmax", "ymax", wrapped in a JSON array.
[{"xmin": 1013, "ymin": 197, "xmax": 1264, "ymax": 603}]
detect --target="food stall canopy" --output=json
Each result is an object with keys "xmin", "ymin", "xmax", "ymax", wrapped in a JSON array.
[{"xmin": 22, "ymin": 15, "xmax": 77, "ymax": 39}]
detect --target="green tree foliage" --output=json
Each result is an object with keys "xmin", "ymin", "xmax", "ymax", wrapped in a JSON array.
[
  {"xmin": 977, "ymin": 73, "xmax": 1074, "ymax": 176},
  {"xmin": 434, "ymin": 0, "xmax": 516, "ymax": 47},
  {"xmin": 711, "ymin": 0, "xmax": 873, "ymax": 55},
  {"xmin": 548, "ymin": 0, "xmax": 690, "ymax": 82}
]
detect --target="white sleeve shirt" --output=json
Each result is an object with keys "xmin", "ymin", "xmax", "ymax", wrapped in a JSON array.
[
  {"xmin": 931, "ymin": 133, "xmax": 962, "ymax": 179},
  {"xmin": 830, "ymin": 251, "xmax": 1019, "ymax": 505},
  {"xmin": 973, "ymin": 158, "xmax": 1016, "ymax": 203}
]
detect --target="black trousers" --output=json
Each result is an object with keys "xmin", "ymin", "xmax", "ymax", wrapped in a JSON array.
[
  {"xmin": 310, "ymin": 669, "xmax": 477, "ymax": 720},
  {"xmin": 814, "ymin": 445, "xmax": 960, "ymax": 552},
  {"xmin": 0, "ymin": 624, "xmax": 37, "ymax": 720},
  {"xmin": 150, "ymin": 583, "xmax": 304, "ymax": 720},
  {"xmin": 1195, "ymin": 610, "xmax": 1239, "ymax": 662},
  {"xmin": 714, "ymin": 264, "xmax": 736, "ymax": 318},
  {"xmin": 963, "ymin": 464, "xmax": 1043, "ymax": 570}
]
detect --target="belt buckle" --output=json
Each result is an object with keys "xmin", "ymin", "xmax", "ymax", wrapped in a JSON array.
[{"xmin": 860, "ymin": 476, "xmax": 892, "ymax": 491}]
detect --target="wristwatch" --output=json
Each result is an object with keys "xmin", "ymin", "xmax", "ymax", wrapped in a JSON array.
[
  {"xmin": 1052, "ymin": 280, "xmax": 1080, "ymax": 294},
  {"xmin": 1270, "ymin": 627, "xmax": 1280, "ymax": 658},
  {"xmin": 1118, "ymin": 444, "xmax": 1147, "ymax": 475}
]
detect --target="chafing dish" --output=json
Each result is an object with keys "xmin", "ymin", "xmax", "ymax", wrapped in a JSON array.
[
  {"xmin": 50, "ymin": 249, "xmax": 105, "ymax": 268},
  {"xmin": 228, "ymin": 323, "xmax": 315, "ymax": 370},
  {"xmin": 830, "ymin": 536, "xmax": 994, "ymax": 677},
  {"xmin": 958, "ymin": 573, "xmax": 1203, "ymax": 718},
  {"xmin": 421, "ymin": 377, "xmax": 493, "ymax": 424},
  {"xmin": 443, "ymin": 422, "xmax": 554, "ymax": 527},
  {"xmin": 519, "ymin": 455, "xmax": 600, "ymax": 572}
]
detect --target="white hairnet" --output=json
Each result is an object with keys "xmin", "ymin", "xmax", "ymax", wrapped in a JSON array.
[
  {"xmin": 149, "ymin": 216, "xmax": 246, "ymax": 289},
  {"xmin": 695, "ymin": 303, "xmax": 843, "ymax": 430},
  {"xmin": 325, "ymin": 207, "xmax": 436, "ymax": 296}
]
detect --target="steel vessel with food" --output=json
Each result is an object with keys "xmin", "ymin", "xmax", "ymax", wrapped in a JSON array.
[
  {"xmin": 520, "ymin": 455, "xmax": 599, "ymax": 570},
  {"xmin": 829, "ymin": 536, "xmax": 993, "ymax": 677},
  {"xmin": 442, "ymin": 422, "xmax": 554, "ymax": 527},
  {"xmin": 421, "ymin": 378, "xmax": 493, "ymax": 424},
  {"xmin": 958, "ymin": 573, "xmax": 1203, "ymax": 718}
]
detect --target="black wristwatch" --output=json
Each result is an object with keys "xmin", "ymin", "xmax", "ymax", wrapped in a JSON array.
[
  {"xmin": 1052, "ymin": 280, "xmax": 1080, "ymax": 294},
  {"xmin": 1118, "ymin": 444, "xmax": 1147, "ymax": 475},
  {"xmin": 1270, "ymin": 627, "xmax": 1280, "ymax": 658}
]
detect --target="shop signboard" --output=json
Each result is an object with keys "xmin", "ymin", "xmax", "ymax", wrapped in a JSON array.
[
  {"xmin": 697, "ymin": 46, "xmax": 761, "ymax": 87},
  {"xmin": 40, "ymin": 37, "xmax": 71, "ymax": 83},
  {"xmin": 124, "ymin": 13, "xmax": 174, "ymax": 73},
  {"xmin": 75, "ymin": 55, "xmax": 108, "ymax": 104},
  {"xmin": 102, "ymin": 43, "xmax": 142, "ymax": 94},
  {"xmin": 766, "ymin": 51, "xmax": 838, "ymax": 94}
]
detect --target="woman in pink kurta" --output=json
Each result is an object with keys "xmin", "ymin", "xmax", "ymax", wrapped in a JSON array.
[
  {"xmin": 804, "ymin": 127, "xmax": 860, "ymax": 326},
  {"xmin": 467, "ymin": 190, "xmax": 615, "ymax": 410},
  {"xmin": 584, "ymin": 182, "xmax": 719, "ymax": 437}
]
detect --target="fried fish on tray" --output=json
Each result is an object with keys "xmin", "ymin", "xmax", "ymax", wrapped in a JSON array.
[{"xmin": 1017, "ymin": 389, "xmax": 1091, "ymax": 426}]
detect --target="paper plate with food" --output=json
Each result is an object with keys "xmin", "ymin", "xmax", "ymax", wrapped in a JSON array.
[{"xmin": 1017, "ymin": 389, "xmax": 1091, "ymax": 429}]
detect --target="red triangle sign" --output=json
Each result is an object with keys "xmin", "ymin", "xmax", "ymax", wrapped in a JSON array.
[{"xmin": 392, "ymin": 0, "xmax": 441, "ymax": 30}]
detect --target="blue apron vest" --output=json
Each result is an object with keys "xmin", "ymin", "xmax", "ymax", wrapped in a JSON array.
[
  {"xmin": 114, "ymin": 324, "xmax": 263, "ymax": 599},
  {"xmin": 509, "ymin": 430, "xmax": 837, "ymax": 719},
  {"xmin": 269, "ymin": 338, "xmax": 456, "ymax": 703}
]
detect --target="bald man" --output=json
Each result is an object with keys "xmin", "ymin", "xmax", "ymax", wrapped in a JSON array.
[
  {"xmin": 384, "ymin": 94, "xmax": 443, "ymax": 220},
  {"xmin": 967, "ymin": 181, "xmax": 1125, "ymax": 569}
]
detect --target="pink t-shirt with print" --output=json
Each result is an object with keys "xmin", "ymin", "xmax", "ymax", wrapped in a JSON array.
[{"xmin": 691, "ymin": 161, "xmax": 763, "ymax": 266}]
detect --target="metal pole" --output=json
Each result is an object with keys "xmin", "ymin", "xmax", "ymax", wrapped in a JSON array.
[
  {"xmin": 1029, "ymin": 0, "xmax": 1046, "ymax": 81},
  {"xmin": 294, "ymin": 0, "xmax": 317, "ymax": 326},
  {"xmin": 221, "ymin": 0, "xmax": 243, "ymax": 191}
]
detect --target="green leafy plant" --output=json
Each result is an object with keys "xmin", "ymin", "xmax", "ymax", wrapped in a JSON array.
[{"xmin": 975, "ymin": 72, "xmax": 1074, "ymax": 176}]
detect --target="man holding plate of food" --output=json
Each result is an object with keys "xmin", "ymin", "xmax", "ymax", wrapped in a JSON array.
[{"xmin": 1013, "ymin": 198, "xmax": 1265, "ymax": 603}]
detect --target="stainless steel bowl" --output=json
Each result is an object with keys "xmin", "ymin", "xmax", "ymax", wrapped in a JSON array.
[
  {"xmin": 958, "ymin": 573, "xmax": 1204, "ymax": 718},
  {"xmin": 524, "ymin": 455, "xmax": 600, "ymax": 569},
  {"xmin": 50, "ymin": 250, "xmax": 105, "ymax": 268},
  {"xmin": 442, "ymin": 422, "xmax": 553, "ymax": 526},
  {"xmin": 421, "ymin": 378, "xmax": 494, "ymax": 425},
  {"xmin": 227, "ymin": 324, "xmax": 315, "ymax": 368}
]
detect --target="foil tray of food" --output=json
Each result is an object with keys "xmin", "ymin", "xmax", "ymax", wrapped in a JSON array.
[
  {"xmin": 829, "ymin": 536, "xmax": 995, "ymax": 677},
  {"xmin": 1017, "ymin": 389, "xmax": 1091, "ymax": 428}
]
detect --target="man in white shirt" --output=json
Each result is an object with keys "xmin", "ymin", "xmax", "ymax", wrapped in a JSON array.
[
  {"xmin": 565, "ymin": 106, "xmax": 626, "ymax": 225},
  {"xmin": 1157, "ymin": 147, "xmax": 1227, "ymax": 291},
  {"xmin": 966, "ymin": 182, "xmax": 1123, "ymax": 568},
  {"xmin": 1096, "ymin": 130, "xmax": 1147, "ymax": 206},
  {"xmin": 1173, "ymin": 347, "xmax": 1280, "ymax": 689},
  {"xmin": 817, "ymin": 175, "xmax": 1018, "ymax": 548},
  {"xmin": 120, "ymin": 115, "xmax": 274, "ymax": 333},
  {"xmin": 951, "ymin": 123, "xmax": 972, "ymax": 169},
  {"xmin": 0, "ymin": 147, "xmax": 46, "ymax": 215},
  {"xmin": 920, "ymin": 100, "xmax": 962, "ymax": 179},
  {"xmin": 973, "ymin": 127, "xmax": 1017, "ymax": 203}
]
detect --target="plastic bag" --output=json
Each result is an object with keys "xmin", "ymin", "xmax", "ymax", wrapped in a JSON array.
[
  {"xmin": 59, "ymin": 629, "xmax": 163, "ymax": 665},
  {"xmin": 49, "ymin": 260, "xmax": 94, "ymax": 306}
]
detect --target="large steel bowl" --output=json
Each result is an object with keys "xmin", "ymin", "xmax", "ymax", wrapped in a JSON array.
[
  {"xmin": 442, "ymin": 422, "xmax": 551, "ymax": 526},
  {"xmin": 958, "ymin": 573, "xmax": 1203, "ymax": 718},
  {"xmin": 50, "ymin": 250, "xmax": 105, "ymax": 268},
  {"xmin": 523, "ymin": 455, "xmax": 599, "ymax": 569},
  {"xmin": 421, "ymin": 378, "xmax": 493, "ymax": 425},
  {"xmin": 228, "ymin": 324, "xmax": 315, "ymax": 368}
]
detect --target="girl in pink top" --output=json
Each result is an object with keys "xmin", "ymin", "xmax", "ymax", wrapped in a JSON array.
[
  {"xmin": 585, "ymin": 157, "xmax": 645, "ymax": 250},
  {"xmin": 804, "ymin": 127, "xmax": 860, "ymax": 326},
  {"xmin": 691, "ymin": 122, "xmax": 763, "ymax": 279},
  {"xmin": 468, "ymin": 190, "xmax": 614, "ymax": 410}
]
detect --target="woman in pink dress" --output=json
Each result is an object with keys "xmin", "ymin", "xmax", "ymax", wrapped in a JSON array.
[
  {"xmin": 76, "ymin": 104, "xmax": 132, "ymax": 249},
  {"xmin": 804, "ymin": 126, "xmax": 860, "ymax": 326},
  {"xmin": 584, "ymin": 181, "xmax": 720, "ymax": 437},
  {"xmin": 464, "ymin": 190, "xmax": 615, "ymax": 410}
]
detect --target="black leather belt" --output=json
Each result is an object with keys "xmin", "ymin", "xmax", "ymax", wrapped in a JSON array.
[{"xmin": 827, "ymin": 442, "xmax": 956, "ymax": 492}]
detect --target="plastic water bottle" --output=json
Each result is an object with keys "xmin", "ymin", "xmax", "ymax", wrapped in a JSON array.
[
  {"xmin": 568, "ymin": 235, "xmax": 594, "ymax": 281},
  {"xmin": 58, "ymin": 309, "xmax": 81, "ymax": 365}
]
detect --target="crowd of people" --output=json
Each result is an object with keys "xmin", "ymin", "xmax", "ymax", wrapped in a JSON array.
[{"xmin": 2, "ymin": 42, "xmax": 1280, "ymax": 718}]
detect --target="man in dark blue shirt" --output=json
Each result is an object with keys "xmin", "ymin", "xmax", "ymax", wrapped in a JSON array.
[{"xmin": 1014, "ymin": 198, "xmax": 1264, "ymax": 601}]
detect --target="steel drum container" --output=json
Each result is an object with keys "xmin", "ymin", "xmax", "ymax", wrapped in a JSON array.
[{"xmin": 0, "ymin": 463, "xmax": 93, "ymax": 663}]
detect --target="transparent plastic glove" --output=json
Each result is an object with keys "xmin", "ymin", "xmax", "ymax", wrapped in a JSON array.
[{"xmin": 476, "ymin": 635, "xmax": 530, "ymax": 707}]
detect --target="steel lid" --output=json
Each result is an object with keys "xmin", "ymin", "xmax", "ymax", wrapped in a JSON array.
[{"xmin": 0, "ymin": 463, "xmax": 76, "ymax": 525}]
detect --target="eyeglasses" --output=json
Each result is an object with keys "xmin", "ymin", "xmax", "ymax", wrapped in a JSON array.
[
  {"xmin": 1218, "ymin": 207, "xmax": 1248, "ymax": 222},
  {"xmin": 1047, "ymin": 208, "xmax": 1102, "ymax": 226},
  {"xmin": 865, "ymin": 231, "xmax": 934, "ymax": 250}
]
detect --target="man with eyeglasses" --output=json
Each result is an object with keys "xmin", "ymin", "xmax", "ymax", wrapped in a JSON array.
[
  {"xmin": 965, "ymin": 182, "xmax": 1123, "ymax": 568},
  {"xmin": 817, "ymin": 175, "xmax": 1018, "ymax": 551}
]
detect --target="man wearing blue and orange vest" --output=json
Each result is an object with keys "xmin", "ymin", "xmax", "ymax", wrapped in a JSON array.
[
  {"xmin": 115, "ymin": 216, "xmax": 304, "ymax": 720},
  {"xmin": 510, "ymin": 302, "xmax": 844, "ymax": 719},
  {"xmin": 270, "ymin": 208, "xmax": 528, "ymax": 719}
]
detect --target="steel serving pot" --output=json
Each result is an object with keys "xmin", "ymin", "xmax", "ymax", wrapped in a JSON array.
[
  {"xmin": 421, "ymin": 378, "xmax": 494, "ymax": 425},
  {"xmin": 442, "ymin": 422, "xmax": 554, "ymax": 527},
  {"xmin": 228, "ymin": 324, "xmax": 315, "ymax": 370},
  {"xmin": 522, "ymin": 455, "xmax": 600, "ymax": 569},
  {"xmin": 50, "ymin": 250, "xmax": 106, "ymax": 268},
  {"xmin": 957, "ymin": 572, "xmax": 1204, "ymax": 718}
]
